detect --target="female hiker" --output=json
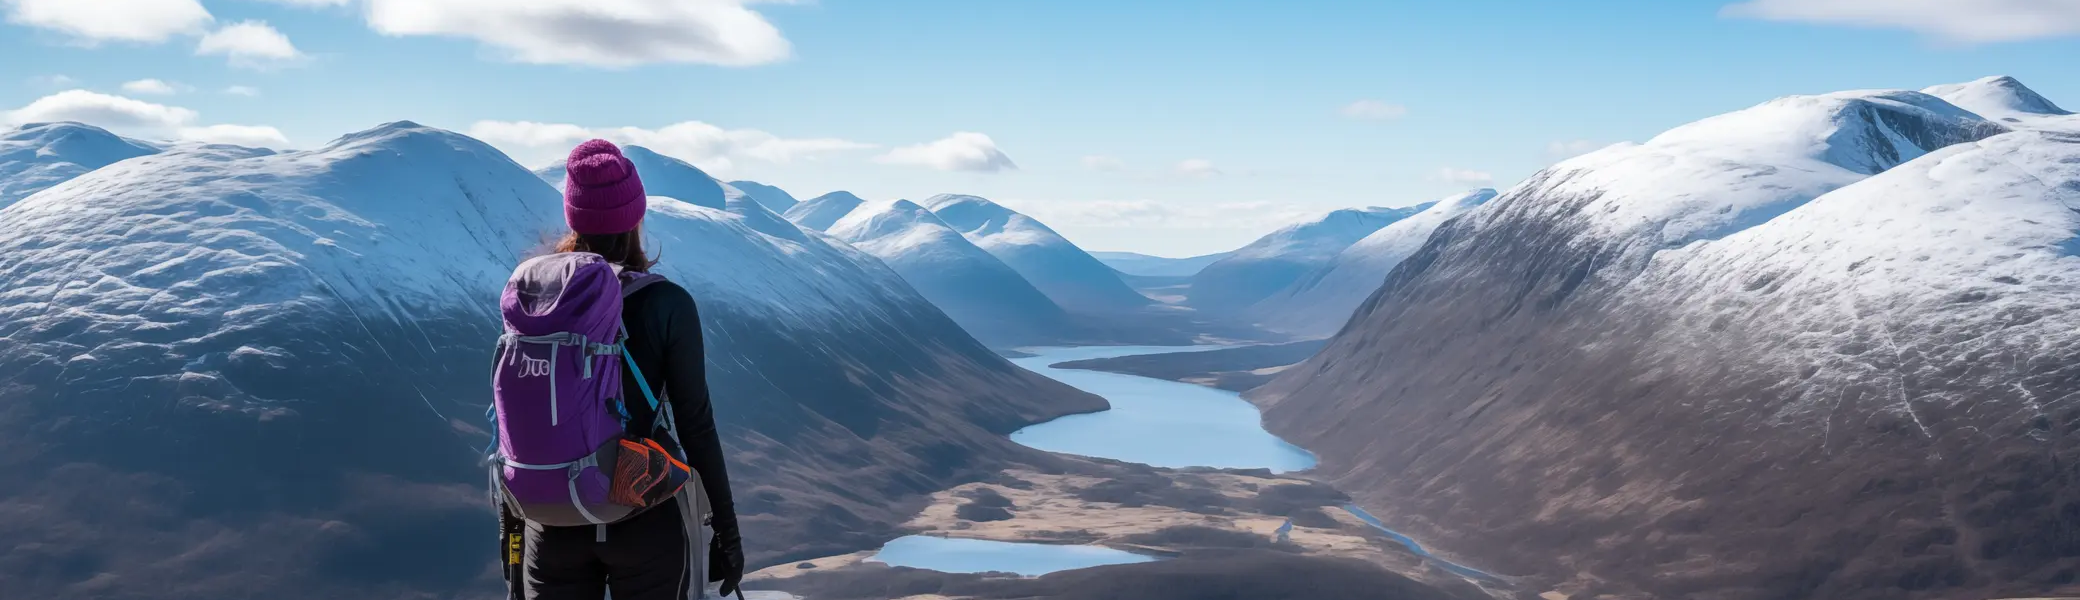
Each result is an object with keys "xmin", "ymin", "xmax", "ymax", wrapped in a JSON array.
[{"xmin": 493, "ymin": 139, "xmax": 744, "ymax": 599}]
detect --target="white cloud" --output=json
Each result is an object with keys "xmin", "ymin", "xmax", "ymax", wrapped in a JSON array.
[
  {"xmin": 120, "ymin": 78, "xmax": 183, "ymax": 95},
  {"xmin": 1434, "ymin": 167, "xmax": 1494, "ymax": 184},
  {"xmin": 878, "ymin": 132, "xmax": 1017, "ymax": 173},
  {"xmin": 364, "ymin": 0, "xmax": 792, "ymax": 68},
  {"xmin": 3, "ymin": 0, "xmax": 213, "ymax": 44},
  {"xmin": 223, "ymin": 85, "xmax": 261, "ymax": 97},
  {"xmin": 196, "ymin": 20, "xmax": 305, "ymax": 69},
  {"xmin": 469, "ymin": 120, "xmax": 877, "ymax": 172},
  {"xmin": 178, "ymin": 124, "xmax": 291, "ymax": 148},
  {"xmin": 995, "ymin": 198, "xmax": 1316, "ymax": 231},
  {"xmin": 256, "ymin": 0, "xmax": 350, "ymax": 5},
  {"xmin": 1340, "ymin": 99, "xmax": 1409, "ymax": 121},
  {"xmin": 4, "ymin": 89, "xmax": 198, "ymax": 132},
  {"xmin": 1547, "ymin": 139, "xmax": 1603, "ymax": 160},
  {"xmin": 1176, "ymin": 158, "xmax": 1220, "ymax": 178},
  {"xmin": 1082, "ymin": 155, "xmax": 1125, "ymax": 171},
  {"xmin": 1722, "ymin": 0, "xmax": 2080, "ymax": 44}
]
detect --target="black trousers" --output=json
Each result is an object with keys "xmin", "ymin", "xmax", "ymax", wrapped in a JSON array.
[{"xmin": 515, "ymin": 502, "xmax": 697, "ymax": 600}]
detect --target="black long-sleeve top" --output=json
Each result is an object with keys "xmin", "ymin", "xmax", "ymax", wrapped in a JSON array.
[{"xmin": 617, "ymin": 279, "xmax": 737, "ymax": 539}]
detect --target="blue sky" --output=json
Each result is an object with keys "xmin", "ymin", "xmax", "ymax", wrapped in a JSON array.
[{"xmin": 5, "ymin": 0, "xmax": 2079, "ymax": 256}]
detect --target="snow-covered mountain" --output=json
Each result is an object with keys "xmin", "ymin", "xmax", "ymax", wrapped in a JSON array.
[
  {"xmin": 921, "ymin": 193, "xmax": 1153, "ymax": 314},
  {"xmin": 1188, "ymin": 206, "xmax": 1426, "ymax": 313},
  {"xmin": 1091, "ymin": 251, "xmax": 1230, "ymax": 277},
  {"xmin": 729, "ymin": 179, "xmax": 799, "ymax": 213},
  {"xmin": 1924, "ymin": 75, "xmax": 2079, "ymax": 134},
  {"xmin": 826, "ymin": 199, "xmax": 1078, "ymax": 346},
  {"xmin": 1253, "ymin": 82, "xmax": 2069, "ymax": 600},
  {"xmin": 535, "ymin": 144, "xmax": 731, "ymax": 208},
  {"xmin": 1925, "ymin": 75, "xmax": 2072, "ymax": 120},
  {"xmin": 0, "ymin": 121, "xmax": 162, "ymax": 208},
  {"xmin": 1249, "ymin": 189, "xmax": 1497, "ymax": 336},
  {"xmin": 783, "ymin": 190, "xmax": 867, "ymax": 231},
  {"xmin": 0, "ymin": 122, "xmax": 1098, "ymax": 599}
]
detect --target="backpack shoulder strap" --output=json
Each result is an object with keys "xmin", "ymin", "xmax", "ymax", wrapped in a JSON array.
[{"xmin": 615, "ymin": 267, "xmax": 668, "ymax": 299}]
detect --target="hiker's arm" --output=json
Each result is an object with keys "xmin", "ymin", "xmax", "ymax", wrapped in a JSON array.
[{"xmin": 660, "ymin": 287, "xmax": 738, "ymax": 538}]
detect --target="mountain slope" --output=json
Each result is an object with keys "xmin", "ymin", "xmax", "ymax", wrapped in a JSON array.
[
  {"xmin": 0, "ymin": 121, "xmax": 162, "ymax": 208},
  {"xmin": 922, "ymin": 194, "xmax": 1152, "ymax": 314},
  {"xmin": 783, "ymin": 191, "xmax": 867, "ymax": 231},
  {"xmin": 729, "ymin": 179, "xmax": 799, "ymax": 213},
  {"xmin": 0, "ymin": 122, "xmax": 1100, "ymax": 600},
  {"xmin": 1251, "ymin": 87, "xmax": 2055, "ymax": 600},
  {"xmin": 534, "ymin": 144, "xmax": 730, "ymax": 208},
  {"xmin": 1250, "ymin": 189, "xmax": 1497, "ymax": 336},
  {"xmin": 1092, "ymin": 251, "xmax": 1231, "ymax": 277},
  {"xmin": 1188, "ymin": 206, "xmax": 1426, "ymax": 313},
  {"xmin": 827, "ymin": 199, "xmax": 1078, "ymax": 346}
]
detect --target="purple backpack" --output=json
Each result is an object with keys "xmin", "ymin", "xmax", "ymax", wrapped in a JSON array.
[{"xmin": 487, "ymin": 252, "xmax": 704, "ymax": 533}]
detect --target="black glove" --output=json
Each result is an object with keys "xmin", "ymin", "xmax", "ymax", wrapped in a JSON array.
[{"xmin": 708, "ymin": 528, "xmax": 744, "ymax": 597}]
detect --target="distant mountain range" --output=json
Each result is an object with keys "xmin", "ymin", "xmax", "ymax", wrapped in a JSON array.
[
  {"xmin": 825, "ymin": 199, "xmax": 1079, "ymax": 347},
  {"xmin": 1254, "ymin": 77, "xmax": 2078, "ymax": 600},
  {"xmin": 0, "ymin": 121, "xmax": 1100, "ymax": 599},
  {"xmin": 919, "ymin": 194, "xmax": 1155, "ymax": 315},
  {"xmin": 1090, "ymin": 251, "xmax": 1230, "ymax": 277},
  {"xmin": 1248, "ymin": 189, "xmax": 1497, "ymax": 336},
  {"xmin": 1187, "ymin": 206, "xmax": 1427, "ymax": 314}
]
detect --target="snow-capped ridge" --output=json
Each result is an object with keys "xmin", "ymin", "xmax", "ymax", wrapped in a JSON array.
[
  {"xmin": 1924, "ymin": 75, "xmax": 2071, "ymax": 118},
  {"xmin": 784, "ymin": 191, "xmax": 868, "ymax": 231},
  {"xmin": 825, "ymin": 196, "xmax": 1077, "ymax": 345},
  {"xmin": 1498, "ymin": 87, "xmax": 2009, "ymax": 254},
  {"xmin": 920, "ymin": 193, "xmax": 1151, "ymax": 313},
  {"xmin": 728, "ymin": 179, "xmax": 799, "ymax": 212},
  {"xmin": 828, "ymin": 199, "xmax": 947, "ymax": 242}
]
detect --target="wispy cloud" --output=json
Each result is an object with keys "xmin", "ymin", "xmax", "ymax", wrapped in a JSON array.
[
  {"xmin": 3, "ymin": 0, "xmax": 213, "ymax": 45},
  {"xmin": 27, "ymin": 74, "xmax": 79, "ymax": 89},
  {"xmin": 197, "ymin": 21, "xmax": 306, "ymax": 69},
  {"xmin": 878, "ymin": 132, "xmax": 1017, "ymax": 173},
  {"xmin": 120, "ymin": 78, "xmax": 184, "ymax": 95},
  {"xmin": 470, "ymin": 119, "xmax": 878, "ymax": 172},
  {"xmin": 178, "ymin": 124, "xmax": 292, "ymax": 148},
  {"xmin": 364, "ymin": 0, "xmax": 792, "ymax": 68},
  {"xmin": 4, "ymin": 89, "xmax": 290, "ymax": 149},
  {"xmin": 1722, "ymin": 0, "xmax": 2080, "ymax": 44},
  {"xmin": 4, "ymin": 89, "xmax": 199, "ymax": 131},
  {"xmin": 1434, "ymin": 167, "xmax": 1494, "ymax": 184},
  {"xmin": 1340, "ymin": 100, "xmax": 1409, "ymax": 121},
  {"xmin": 223, "ymin": 85, "xmax": 261, "ymax": 97}
]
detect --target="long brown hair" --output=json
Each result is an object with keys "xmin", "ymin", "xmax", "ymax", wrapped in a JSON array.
[{"xmin": 554, "ymin": 228, "xmax": 656, "ymax": 272}]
